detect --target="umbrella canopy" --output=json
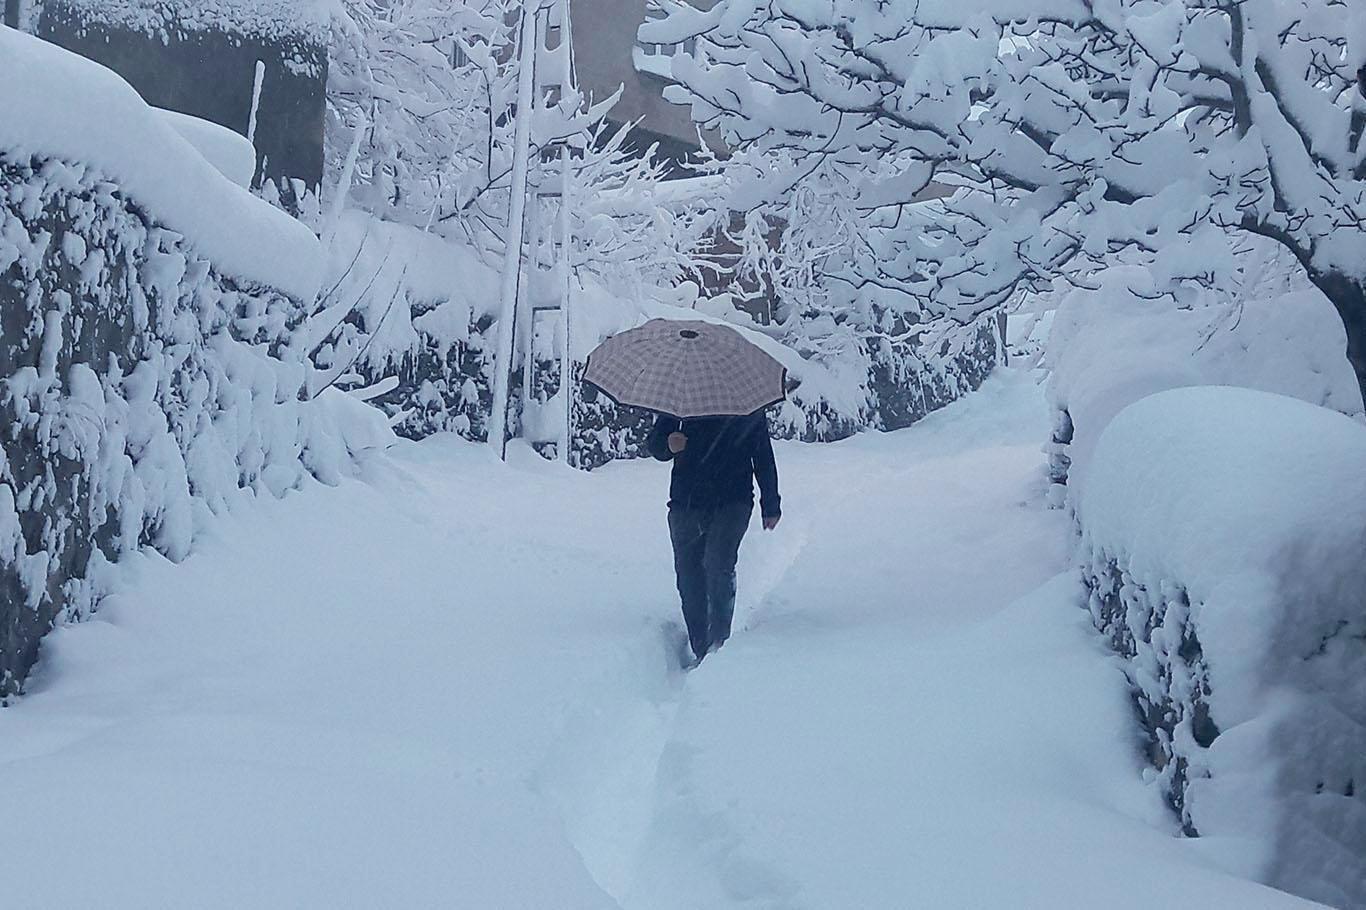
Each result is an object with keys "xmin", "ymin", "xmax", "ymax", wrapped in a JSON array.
[{"xmin": 583, "ymin": 318, "xmax": 787, "ymax": 418}]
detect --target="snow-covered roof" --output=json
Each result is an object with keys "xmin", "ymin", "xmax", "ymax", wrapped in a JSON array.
[
  {"xmin": 46, "ymin": 0, "xmax": 332, "ymax": 45},
  {"xmin": 0, "ymin": 26, "xmax": 322, "ymax": 302}
]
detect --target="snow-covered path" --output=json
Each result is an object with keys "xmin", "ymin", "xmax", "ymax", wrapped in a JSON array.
[{"xmin": 0, "ymin": 371, "xmax": 1323, "ymax": 908}]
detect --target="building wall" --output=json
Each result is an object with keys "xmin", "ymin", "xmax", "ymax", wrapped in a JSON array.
[
  {"xmin": 572, "ymin": 0, "xmax": 714, "ymax": 166},
  {"xmin": 37, "ymin": 0, "xmax": 326, "ymax": 189}
]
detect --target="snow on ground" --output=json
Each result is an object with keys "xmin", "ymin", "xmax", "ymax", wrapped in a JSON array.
[{"xmin": 0, "ymin": 370, "xmax": 1327, "ymax": 908}]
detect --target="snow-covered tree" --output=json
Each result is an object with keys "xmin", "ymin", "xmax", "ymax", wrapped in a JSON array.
[
  {"xmin": 325, "ymin": 0, "xmax": 712, "ymax": 285},
  {"xmin": 308, "ymin": 0, "xmax": 720, "ymax": 452},
  {"xmin": 643, "ymin": 0, "xmax": 1366, "ymax": 403},
  {"xmin": 325, "ymin": 0, "xmax": 520, "ymax": 231},
  {"xmin": 565, "ymin": 125, "xmax": 724, "ymax": 296}
]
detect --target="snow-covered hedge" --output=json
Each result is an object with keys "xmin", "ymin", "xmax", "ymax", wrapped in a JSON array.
[
  {"xmin": 0, "ymin": 27, "xmax": 322, "ymax": 300},
  {"xmin": 563, "ymin": 294, "xmax": 1003, "ymax": 465},
  {"xmin": 0, "ymin": 32, "xmax": 391, "ymax": 698},
  {"xmin": 1045, "ymin": 265, "xmax": 1363, "ymax": 504},
  {"xmin": 1077, "ymin": 386, "xmax": 1366, "ymax": 908}
]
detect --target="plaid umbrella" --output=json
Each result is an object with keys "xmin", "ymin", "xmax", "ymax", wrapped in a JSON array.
[{"xmin": 583, "ymin": 319, "xmax": 787, "ymax": 418}]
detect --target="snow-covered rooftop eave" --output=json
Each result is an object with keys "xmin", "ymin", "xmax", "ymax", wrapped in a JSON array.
[{"xmin": 0, "ymin": 26, "xmax": 322, "ymax": 302}]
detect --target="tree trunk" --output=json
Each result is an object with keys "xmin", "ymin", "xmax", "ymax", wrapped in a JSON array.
[
  {"xmin": 1307, "ymin": 269, "xmax": 1366, "ymax": 412},
  {"xmin": 4, "ymin": 0, "xmax": 21, "ymax": 29}
]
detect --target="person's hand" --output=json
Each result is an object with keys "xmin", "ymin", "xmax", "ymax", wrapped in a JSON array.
[
  {"xmin": 668, "ymin": 432, "xmax": 688, "ymax": 454},
  {"xmin": 762, "ymin": 514, "xmax": 781, "ymax": 531}
]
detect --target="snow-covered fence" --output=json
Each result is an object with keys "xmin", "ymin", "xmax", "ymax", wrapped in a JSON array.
[
  {"xmin": 1076, "ymin": 387, "xmax": 1366, "ymax": 908},
  {"xmin": 0, "ymin": 30, "xmax": 391, "ymax": 698}
]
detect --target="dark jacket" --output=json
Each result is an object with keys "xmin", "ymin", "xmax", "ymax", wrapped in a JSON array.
[{"xmin": 647, "ymin": 412, "xmax": 781, "ymax": 518}]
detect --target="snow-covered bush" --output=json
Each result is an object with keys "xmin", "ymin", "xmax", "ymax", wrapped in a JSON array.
[
  {"xmin": 1077, "ymin": 386, "xmax": 1366, "ymax": 908},
  {"xmin": 563, "ymin": 296, "xmax": 1003, "ymax": 467},
  {"xmin": 1045, "ymin": 261, "xmax": 1364, "ymax": 504},
  {"xmin": 0, "ymin": 29, "xmax": 392, "ymax": 698},
  {"xmin": 312, "ymin": 214, "xmax": 500, "ymax": 441}
]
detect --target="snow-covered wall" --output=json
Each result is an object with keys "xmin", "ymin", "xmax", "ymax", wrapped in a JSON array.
[
  {"xmin": 1077, "ymin": 387, "xmax": 1366, "ymax": 908},
  {"xmin": 0, "ymin": 32, "xmax": 391, "ymax": 698},
  {"xmin": 0, "ymin": 26, "xmax": 321, "ymax": 299}
]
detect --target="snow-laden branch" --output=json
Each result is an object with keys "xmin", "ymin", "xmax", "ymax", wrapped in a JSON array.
[{"xmin": 650, "ymin": 0, "xmax": 1366, "ymax": 398}]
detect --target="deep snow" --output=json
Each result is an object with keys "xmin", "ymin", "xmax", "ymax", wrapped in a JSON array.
[{"xmin": 0, "ymin": 371, "xmax": 1327, "ymax": 908}]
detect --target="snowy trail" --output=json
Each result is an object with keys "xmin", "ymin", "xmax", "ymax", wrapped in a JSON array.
[{"xmin": 0, "ymin": 371, "xmax": 1325, "ymax": 908}]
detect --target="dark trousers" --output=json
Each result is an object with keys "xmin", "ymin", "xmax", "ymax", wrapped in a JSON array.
[{"xmin": 668, "ymin": 500, "xmax": 753, "ymax": 660}]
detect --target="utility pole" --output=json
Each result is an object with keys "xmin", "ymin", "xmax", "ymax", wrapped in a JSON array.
[
  {"xmin": 556, "ymin": 145, "xmax": 574, "ymax": 465},
  {"xmin": 490, "ymin": 0, "xmax": 581, "ymax": 464},
  {"xmin": 548, "ymin": 0, "xmax": 576, "ymax": 466},
  {"xmin": 488, "ymin": 2, "xmax": 542, "ymax": 459}
]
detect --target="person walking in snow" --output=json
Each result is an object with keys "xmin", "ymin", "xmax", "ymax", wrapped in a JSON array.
[{"xmin": 647, "ymin": 411, "xmax": 781, "ymax": 666}]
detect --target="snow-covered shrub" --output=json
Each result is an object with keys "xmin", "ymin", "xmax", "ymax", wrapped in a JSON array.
[
  {"xmin": 0, "ymin": 150, "xmax": 389, "ymax": 698},
  {"xmin": 569, "ymin": 363, "xmax": 655, "ymax": 470},
  {"xmin": 1046, "ymin": 263, "xmax": 1364, "ymax": 505},
  {"xmin": 310, "ymin": 214, "xmax": 499, "ymax": 441},
  {"xmin": 1077, "ymin": 386, "xmax": 1366, "ymax": 908},
  {"xmin": 0, "ymin": 30, "xmax": 392, "ymax": 698},
  {"xmin": 763, "ymin": 311, "xmax": 1004, "ymax": 443}
]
